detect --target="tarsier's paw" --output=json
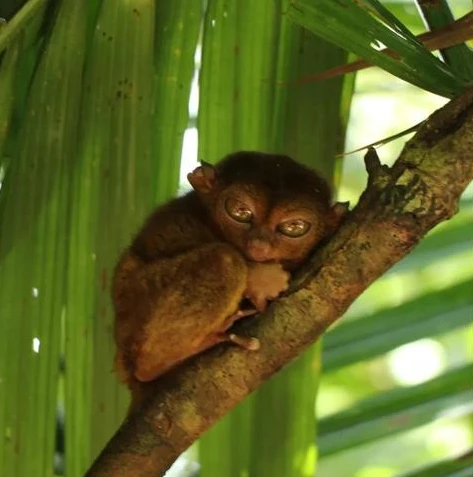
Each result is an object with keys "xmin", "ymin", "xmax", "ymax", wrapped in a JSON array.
[{"xmin": 245, "ymin": 262, "xmax": 290, "ymax": 312}]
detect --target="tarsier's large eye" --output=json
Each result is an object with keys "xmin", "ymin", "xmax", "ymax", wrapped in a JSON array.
[
  {"xmin": 277, "ymin": 219, "xmax": 311, "ymax": 237},
  {"xmin": 225, "ymin": 198, "xmax": 253, "ymax": 223}
]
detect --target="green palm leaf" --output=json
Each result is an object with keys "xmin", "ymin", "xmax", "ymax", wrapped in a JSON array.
[
  {"xmin": 285, "ymin": 0, "xmax": 466, "ymax": 96},
  {"xmin": 318, "ymin": 364, "xmax": 473, "ymax": 456}
]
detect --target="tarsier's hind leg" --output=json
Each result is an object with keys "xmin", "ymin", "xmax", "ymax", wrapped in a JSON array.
[
  {"xmin": 134, "ymin": 308, "xmax": 260, "ymax": 383},
  {"xmin": 130, "ymin": 243, "xmax": 254, "ymax": 383}
]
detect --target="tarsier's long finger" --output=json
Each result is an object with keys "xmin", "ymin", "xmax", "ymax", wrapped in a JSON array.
[
  {"xmin": 228, "ymin": 334, "xmax": 260, "ymax": 351},
  {"xmin": 237, "ymin": 308, "xmax": 259, "ymax": 318},
  {"xmin": 224, "ymin": 308, "xmax": 258, "ymax": 329},
  {"xmin": 254, "ymin": 297, "xmax": 267, "ymax": 313},
  {"xmin": 245, "ymin": 294, "xmax": 267, "ymax": 313}
]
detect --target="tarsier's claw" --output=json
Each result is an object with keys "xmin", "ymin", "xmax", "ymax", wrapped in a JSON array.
[
  {"xmin": 229, "ymin": 334, "xmax": 260, "ymax": 351},
  {"xmin": 224, "ymin": 308, "xmax": 259, "ymax": 329},
  {"xmin": 237, "ymin": 308, "xmax": 258, "ymax": 318},
  {"xmin": 246, "ymin": 337, "xmax": 260, "ymax": 351}
]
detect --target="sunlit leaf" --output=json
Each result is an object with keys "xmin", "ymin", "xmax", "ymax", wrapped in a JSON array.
[
  {"xmin": 416, "ymin": 0, "xmax": 473, "ymax": 80},
  {"xmin": 397, "ymin": 451, "xmax": 473, "ymax": 477},
  {"xmin": 0, "ymin": 1, "xmax": 88, "ymax": 475},
  {"xmin": 323, "ymin": 279, "xmax": 473, "ymax": 371},
  {"xmin": 285, "ymin": 0, "xmax": 466, "ymax": 97},
  {"xmin": 318, "ymin": 365, "xmax": 473, "ymax": 456},
  {"xmin": 154, "ymin": 1, "xmax": 200, "ymax": 202}
]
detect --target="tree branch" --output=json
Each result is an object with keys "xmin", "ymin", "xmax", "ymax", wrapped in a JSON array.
[{"xmin": 86, "ymin": 87, "xmax": 473, "ymax": 477}]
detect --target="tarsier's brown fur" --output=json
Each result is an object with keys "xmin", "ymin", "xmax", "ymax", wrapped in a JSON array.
[{"xmin": 113, "ymin": 152, "xmax": 346, "ymax": 412}]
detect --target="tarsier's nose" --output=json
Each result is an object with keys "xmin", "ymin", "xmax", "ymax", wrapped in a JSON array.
[{"xmin": 246, "ymin": 238, "xmax": 273, "ymax": 262}]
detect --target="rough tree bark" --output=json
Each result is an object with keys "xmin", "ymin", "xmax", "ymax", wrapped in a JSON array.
[{"xmin": 86, "ymin": 87, "xmax": 473, "ymax": 477}]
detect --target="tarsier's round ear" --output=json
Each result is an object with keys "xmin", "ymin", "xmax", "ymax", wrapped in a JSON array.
[{"xmin": 187, "ymin": 161, "xmax": 216, "ymax": 193}]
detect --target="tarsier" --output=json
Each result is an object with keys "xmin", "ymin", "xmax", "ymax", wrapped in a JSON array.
[{"xmin": 113, "ymin": 151, "xmax": 346, "ymax": 411}]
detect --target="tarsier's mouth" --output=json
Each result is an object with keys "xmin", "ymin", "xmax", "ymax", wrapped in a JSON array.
[
  {"xmin": 245, "ymin": 254, "xmax": 272, "ymax": 263},
  {"xmin": 244, "ymin": 246, "xmax": 274, "ymax": 263},
  {"xmin": 244, "ymin": 253, "xmax": 276, "ymax": 264}
]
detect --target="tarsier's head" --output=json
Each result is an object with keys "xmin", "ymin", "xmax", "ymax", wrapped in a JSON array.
[{"xmin": 188, "ymin": 151, "xmax": 346, "ymax": 270}]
